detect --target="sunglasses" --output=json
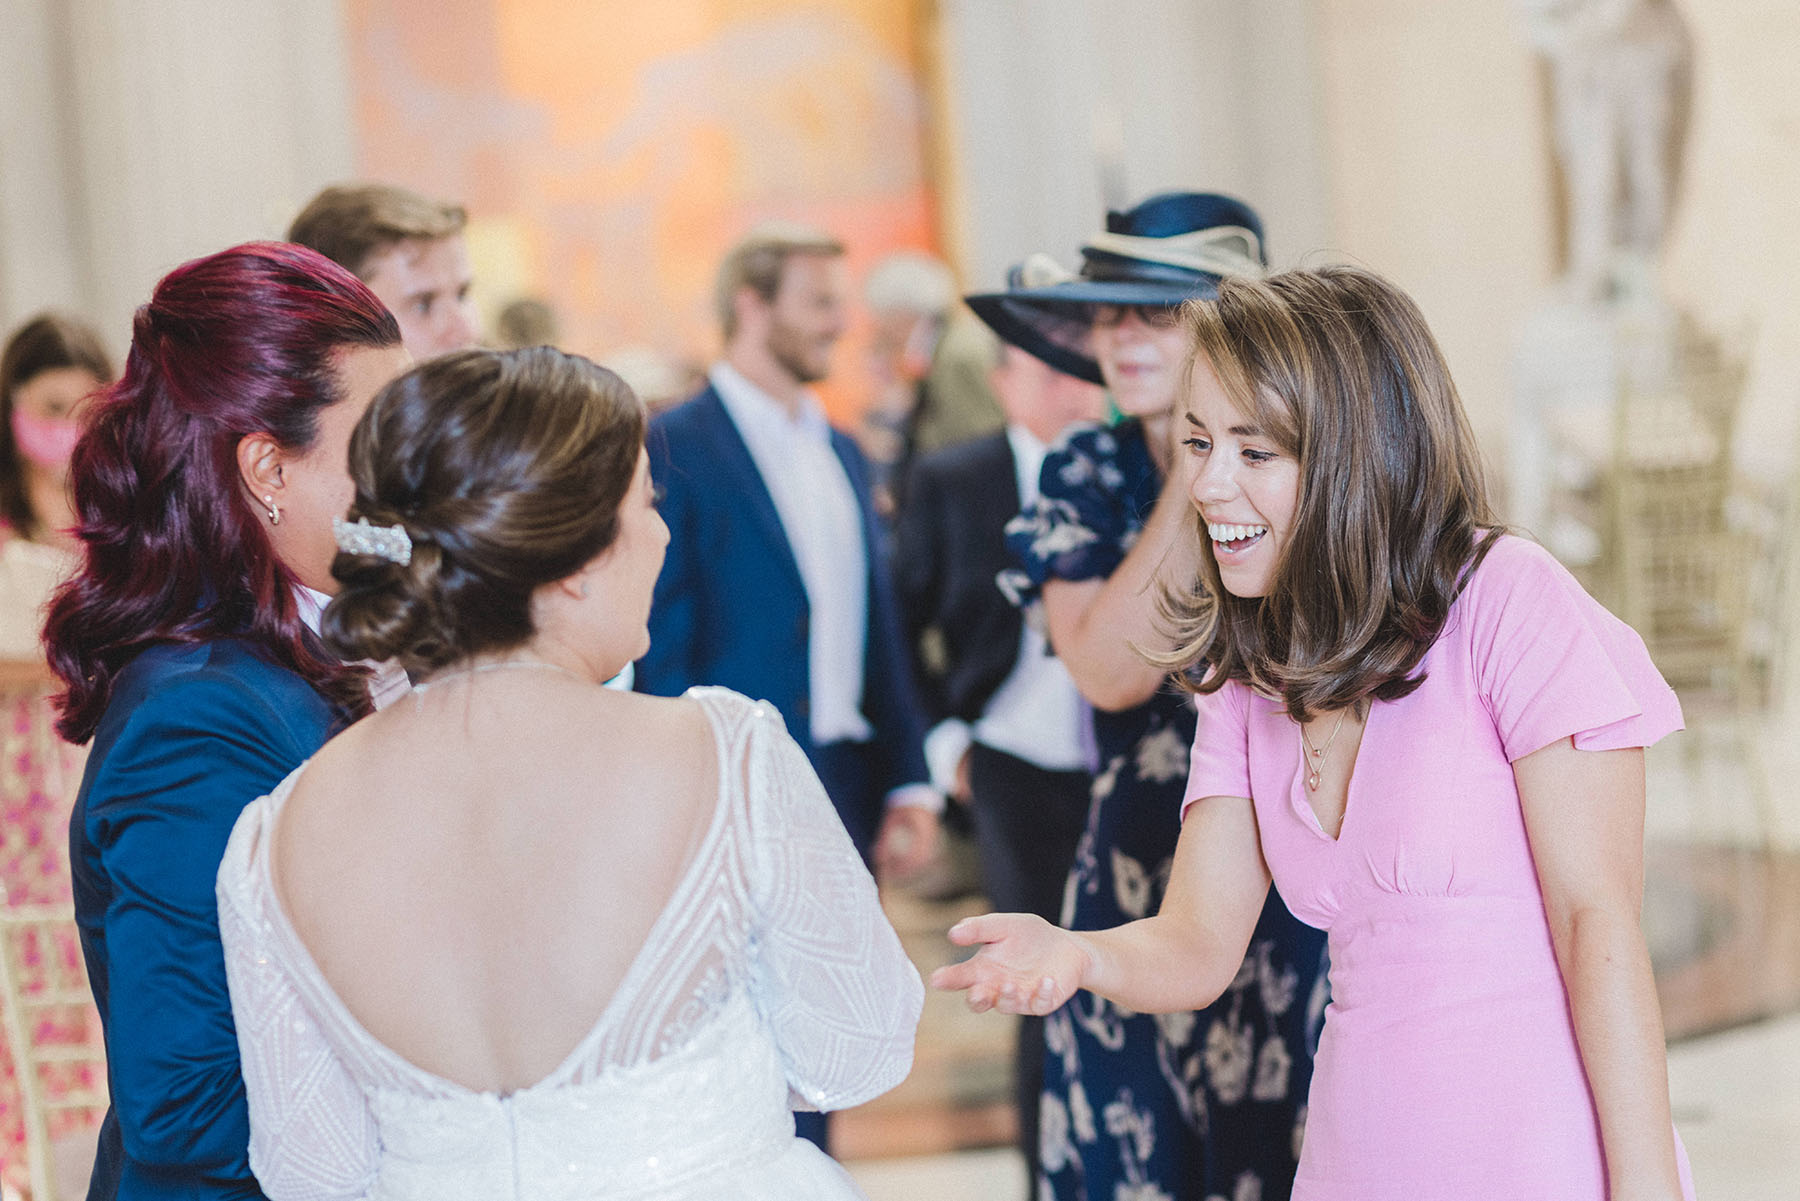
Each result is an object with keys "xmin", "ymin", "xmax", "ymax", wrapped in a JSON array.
[{"xmin": 1083, "ymin": 302, "xmax": 1184, "ymax": 329}]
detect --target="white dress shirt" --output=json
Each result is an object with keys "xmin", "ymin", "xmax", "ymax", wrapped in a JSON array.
[
  {"xmin": 295, "ymin": 586, "xmax": 411, "ymax": 710},
  {"xmin": 923, "ymin": 426, "xmax": 1090, "ymax": 793},
  {"xmin": 710, "ymin": 363, "xmax": 938, "ymax": 814},
  {"xmin": 710, "ymin": 362, "xmax": 871, "ymax": 744}
]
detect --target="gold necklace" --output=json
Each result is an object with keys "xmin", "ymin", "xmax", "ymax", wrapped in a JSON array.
[{"xmin": 1297, "ymin": 709, "xmax": 1349, "ymax": 792}]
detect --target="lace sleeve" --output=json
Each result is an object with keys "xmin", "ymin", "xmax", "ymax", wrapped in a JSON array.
[
  {"xmin": 217, "ymin": 803, "xmax": 378, "ymax": 1201},
  {"xmin": 741, "ymin": 704, "xmax": 923, "ymax": 1111}
]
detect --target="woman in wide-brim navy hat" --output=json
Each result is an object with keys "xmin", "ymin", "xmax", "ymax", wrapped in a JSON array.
[{"xmin": 973, "ymin": 193, "xmax": 1328, "ymax": 1201}]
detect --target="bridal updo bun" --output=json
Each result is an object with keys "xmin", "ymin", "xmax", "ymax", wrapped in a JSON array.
[{"xmin": 323, "ymin": 346, "xmax": 645, "ymax": 675}]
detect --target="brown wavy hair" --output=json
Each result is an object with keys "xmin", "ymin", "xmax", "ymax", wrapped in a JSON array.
[
  {"xmin": 287, "ymin": 183, "xmax": 467, "ymax": 279},
  {"xmin": 322, "ymin": 347, "xmax": 645, "ymax": 677},
  {"xmin": 1157, "ymin": 265, "xmax": 1501, "ymax": 720}
]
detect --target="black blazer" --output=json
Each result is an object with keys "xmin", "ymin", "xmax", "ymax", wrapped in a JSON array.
[{"xmin": 893, "ymin": 430, "xmax": 1026, "ymax": 726}]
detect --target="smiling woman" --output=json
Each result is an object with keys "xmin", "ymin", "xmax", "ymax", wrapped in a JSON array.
[
  {"xmin": 1179, "ymin": 354, "xmax": 1300, "ymax": 602},
  {"xmin": 937, "ymin": 265, "xmax": 1698, "ymax": 1201},
  {"xmin": 1166, "ymin": 267, "xmax": 1499, "ymax": 718}
]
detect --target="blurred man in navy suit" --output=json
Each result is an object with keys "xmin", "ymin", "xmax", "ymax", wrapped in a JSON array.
[{"xmin": 636, "ymin": 227, "xmax": 940, "ymax": 1142}]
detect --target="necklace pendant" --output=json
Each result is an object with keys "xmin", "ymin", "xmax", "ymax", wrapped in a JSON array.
[
  {"xmin": 1311, "ymin": 747, "xmax": 1324, "ymax": 758},
  {"xmin": 1307, "ymin": 770, "xmax": 1321, "ymax": 791}
]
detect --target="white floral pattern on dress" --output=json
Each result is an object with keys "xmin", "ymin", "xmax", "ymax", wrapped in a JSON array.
[
  {"xmin": 1256, "ymin": 942, "xmax": 1300, "ymax": 1018},
  {"xmin": 1069, "ymin": 1078, "xmax": 1098, "ymax": 1144},
  {"xmin": 1111, "ymin": 848, "xmax": 1152, "ymax": 919},
  {"xmin": 1204, "ymin": 1013, "xmax": 1255, "ymax": 1106},
  {"xmin": 1133, "ymin": 724, "xmax": 1190, "ymax": 785},
  {"xmin": 1251, "ymin": 1036, "xmax": 1293, "ymax": 1104},
  {"xmin": 1040, "ymin": 1092, "xmax": 1076, "ymax": 1173}
]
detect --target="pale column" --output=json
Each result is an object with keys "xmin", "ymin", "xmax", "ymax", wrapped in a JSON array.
[
  {"xmin": 0, "ymin": 0, "xmax": 89, "ymax": 327},
  {"xmin": 0, "ymin": 0, "xmax": 356, "ymax": 348},
  {"xmin": 1313, "ymin": 0, "xmax": 1554, "ymax": 483}
]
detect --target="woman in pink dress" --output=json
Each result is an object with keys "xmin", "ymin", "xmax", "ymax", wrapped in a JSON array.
[
  {"xmin": 0, "ymin": 313, "xmax": 114, "ymax": 1193},
  {"xmin": 933, "ymin": 265, "xmax": 1697, "ymax": 1200}
]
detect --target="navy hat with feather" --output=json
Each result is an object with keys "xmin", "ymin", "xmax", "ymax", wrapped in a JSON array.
[{"xmin": 965, "ymin": 192, "xmax": 1268, "ymax": 384}]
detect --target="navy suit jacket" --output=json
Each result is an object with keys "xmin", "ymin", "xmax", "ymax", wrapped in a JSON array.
[
  {"xmin": 69, "ymin": 640, "xmax": 338, "ymax": 1201},
  {"xmin": 635, "ymin": 385, "xmax": 928, "ymax": 852}
]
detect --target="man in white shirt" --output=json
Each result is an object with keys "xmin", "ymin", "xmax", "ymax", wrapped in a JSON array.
[{"xmin": 637, "ymin": 224, "xmax": 940, "ymax": 1150}]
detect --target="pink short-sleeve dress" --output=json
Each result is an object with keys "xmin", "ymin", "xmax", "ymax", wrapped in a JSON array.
[{"xmin": 1183, "ymin": 535, "xmax": 1697, "ymax": 1200}]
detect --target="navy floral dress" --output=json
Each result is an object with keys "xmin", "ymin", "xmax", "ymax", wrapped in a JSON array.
[{"xmin": 1002, "ymin": 420, "xmax": 1329, "ymax": 1201}]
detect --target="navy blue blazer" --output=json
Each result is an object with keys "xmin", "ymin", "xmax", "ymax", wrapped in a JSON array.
[
  {"xmin": 635, "ymin": 385, "xmax": 928, "ymax": 849},
  {"xmin": 69, "ymin": 640, "xmax": 338, "ymax": 1201}
]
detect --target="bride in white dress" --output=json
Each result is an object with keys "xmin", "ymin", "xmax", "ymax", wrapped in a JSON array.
[{"xmin": 214, "ymin": 347, "xmax": 922, "ymax": 1200}]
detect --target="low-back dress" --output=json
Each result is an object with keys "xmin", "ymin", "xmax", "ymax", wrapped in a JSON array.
[
  {"xmin": 216, "ymin": 687, "xmax": 922, "ymax": 1201},
  {"xmin": 1182, "ymin": 537, "xmax": 1698, "ymax": 1200}
]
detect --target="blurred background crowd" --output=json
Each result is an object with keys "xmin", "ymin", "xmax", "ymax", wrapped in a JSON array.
[{"xmin": 1, "ymin": 1, "xmax": 1797, "ymax": 1199}]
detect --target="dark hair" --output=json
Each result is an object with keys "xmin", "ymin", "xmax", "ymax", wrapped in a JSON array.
[
  {"xmin": 1, "ymin": 312, "xmax": 115, "ymax": 538},
  {"xmin": 323, "ymin": 347, "xmax": 646, "ymax": 676},
  {"xmin": 1158, "ymin": 265, "xmax": 1501, "ymax": 720},
  {"xmin": 44, "ymin": 242, "xmax": 402, "ymax": 744},
  {"xmin": 288, "ymin": 183, "xmax": 468, "ymax": 279},
  {"xmin": 494, "ymin": 297, "xmax": 560, "ymax": 349}
]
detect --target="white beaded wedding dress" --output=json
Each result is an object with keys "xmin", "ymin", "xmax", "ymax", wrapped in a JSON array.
[{"xmin": 216, "ymin": 688, "xmax": 923, "ymax": 1201}]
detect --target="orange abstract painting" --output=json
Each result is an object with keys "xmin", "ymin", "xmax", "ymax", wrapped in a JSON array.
[{"xmin": 345, "ymin": 0, "xmax": 940, "ymax": 420}]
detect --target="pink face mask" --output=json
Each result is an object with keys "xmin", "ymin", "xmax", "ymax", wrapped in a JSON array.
[{"xmin": 10, "ymin": 407, "xmax": 83, "ymax": 470}]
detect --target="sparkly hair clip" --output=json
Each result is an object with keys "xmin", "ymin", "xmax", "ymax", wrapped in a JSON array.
[{"xmin": 332, "ymin": 515, "xmax": 413, "ymax": 566}]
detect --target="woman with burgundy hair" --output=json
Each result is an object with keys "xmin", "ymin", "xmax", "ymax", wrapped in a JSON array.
[{"xmin": 43, "ymin": 242, "xmax": 406, "ymax": 1201}]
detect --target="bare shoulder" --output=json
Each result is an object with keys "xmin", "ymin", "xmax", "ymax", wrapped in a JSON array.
[
  {"xmin": 608, "ymin": 688, "xmax": 716, "ymax": 746},
  {"xmin": 567, "ymin": 687, "xmax": 720, "ymax": 785}
]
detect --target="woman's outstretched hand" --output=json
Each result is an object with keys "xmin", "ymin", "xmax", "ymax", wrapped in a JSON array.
[{"xmin": 928, "ymin": 913, "xmax": 1094, "ymax": 1015}]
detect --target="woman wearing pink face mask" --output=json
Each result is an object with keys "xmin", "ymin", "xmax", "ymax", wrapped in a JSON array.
[{"xmin": 0, "ymin": 310, "xmax": 114, "ymax": 1194}]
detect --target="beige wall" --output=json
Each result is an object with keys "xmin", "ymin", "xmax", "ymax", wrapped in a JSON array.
[
  {"xmin": 940, "ymin": 0, "xmax": 1558, "ymax": 485},
  {"xmin": 1661, "ymin": 0, "xmax": 1800, "ymax": 710},
  {"xmin": 1312, "ymin": 0, "xmax": 1800, "ymax": 497},
  {"xmin": 1313, "ymin": 0, "xmax": 1556, "ymax": 488},
  {"xmin": 937, "ymin": 0, "xmax": 1330, "ymax": 290},
  {"xmin": 1310, "ymin": 0, "xmax": 1800, "ymax": 708},
  {"xmin": 0, "ymin": 1, "xmax": 355, "ymax": 354},
  {"xmin": 1661, "ymin": 0, "xmax": 1800, "ymax": 488}
]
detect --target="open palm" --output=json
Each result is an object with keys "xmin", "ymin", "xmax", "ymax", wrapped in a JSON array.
[{"xmin": 928, "ymin": 912, "xmax": 1093, "ymax": 1015}]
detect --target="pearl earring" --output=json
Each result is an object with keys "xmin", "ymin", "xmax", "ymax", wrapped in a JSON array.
[{"xmin": 262, "ymin": 494, "xmax": 280, "ymax": 525}]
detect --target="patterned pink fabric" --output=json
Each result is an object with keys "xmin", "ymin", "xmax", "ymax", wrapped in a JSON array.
[{"xmin": 0, "ymin": 528, "xmax": 101, "ymax": 1193}]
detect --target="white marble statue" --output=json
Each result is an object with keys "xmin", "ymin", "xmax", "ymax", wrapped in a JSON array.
[{"xmin": 1518, "ymin": 0, "xmax": 1693, "ymax": 302}]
